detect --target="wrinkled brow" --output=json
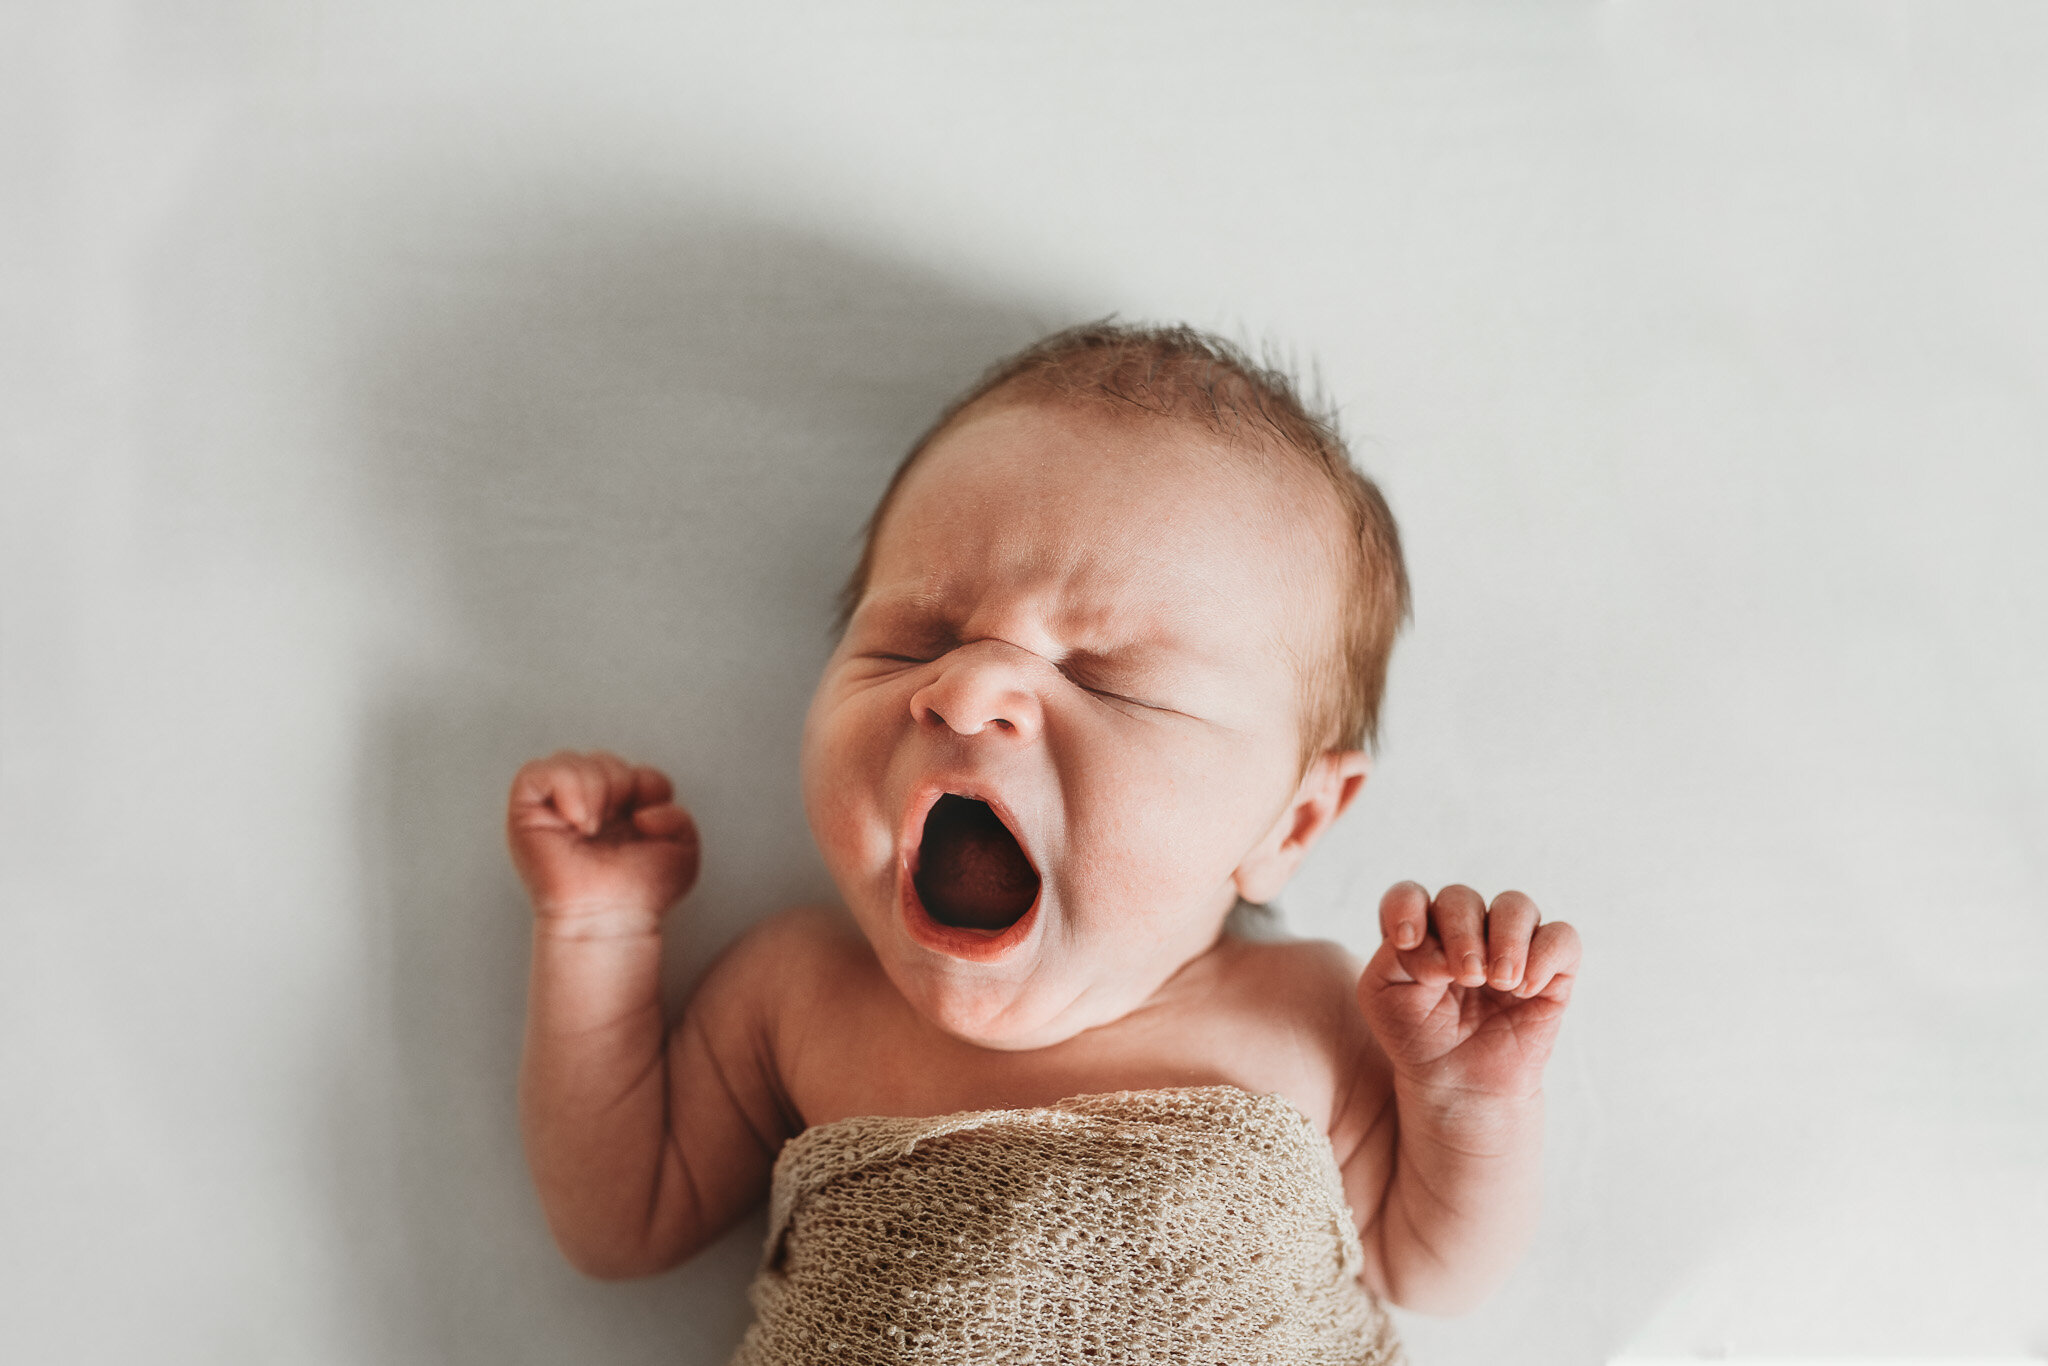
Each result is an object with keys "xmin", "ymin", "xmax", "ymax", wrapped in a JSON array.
[{"xmin": 849, "ymin": 586, "xmax": 1216, "ymax": 670}]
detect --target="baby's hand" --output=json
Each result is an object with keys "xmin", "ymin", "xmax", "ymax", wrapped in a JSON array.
[
  {"xmin": 507, "ymin": 750, "xmax": 700, "ymax": 934},
  {"xmin": 1357, "ymin": 882, "xmax": 1579, "ymax": 1104}
]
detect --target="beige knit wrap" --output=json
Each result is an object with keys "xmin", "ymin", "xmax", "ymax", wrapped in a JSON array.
[{"xmin": 731, "ymin": 1086, "xmax": 1405, "ymax": 1365}]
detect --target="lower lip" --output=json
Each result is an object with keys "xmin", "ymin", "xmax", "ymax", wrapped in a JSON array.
[{"xmin": 898, "ymin": 867, "xmax": 1041, "ymax": 963}]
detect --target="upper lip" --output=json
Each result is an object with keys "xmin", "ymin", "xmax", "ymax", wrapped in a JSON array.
[{"xmin": 899, "ymin": 776, "xmax": 1039, "ymax": 885}]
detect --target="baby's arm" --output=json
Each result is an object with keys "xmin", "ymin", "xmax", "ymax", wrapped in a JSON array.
[
  {"xmin": 509, "ymin": 750, "xmax": 793, "ymax": 1278},
  {"xmin": 1338, "ymin": 882, "xmax": 1580, "ymax": 1314}
]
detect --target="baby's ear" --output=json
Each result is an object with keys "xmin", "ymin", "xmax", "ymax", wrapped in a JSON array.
[{"xmin": 1232, "ymin": 750, "xmax": 1370, "ymax": 906}]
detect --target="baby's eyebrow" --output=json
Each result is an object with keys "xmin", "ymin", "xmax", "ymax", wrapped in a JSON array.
[
  {"xmin": 1052, "ymin": 632, "xmax": 1216, "ymax": 684},
  {"xmin": 1052, "ymin": 593, "xmax": 1223, "ymax": 658},
  {"xmin": 852, "ymin": 595, "xmax": 953, "ymax": 635},
  {"xmin": 1061, "ymin": 640, "xmax": 1163, "ymax": 669}
]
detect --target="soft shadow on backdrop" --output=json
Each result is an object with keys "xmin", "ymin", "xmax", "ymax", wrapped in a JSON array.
[
  {"xmin": 309, "ymin": 184, "xmax": 1663, "ymax": 1366},
  {"xmin": 334, "ymin": 190, "xmax": 1057, "ymax": 1363}
]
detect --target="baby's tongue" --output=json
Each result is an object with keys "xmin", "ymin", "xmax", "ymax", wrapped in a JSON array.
[{"xmin": 915, "ymin": 796, "xmax": 1039, "ymax": 931}]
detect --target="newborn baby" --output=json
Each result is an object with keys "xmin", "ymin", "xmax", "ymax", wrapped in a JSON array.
[{"xmin": 508, "ymin": 324, "xmax": 1581, "ymax": 1360}]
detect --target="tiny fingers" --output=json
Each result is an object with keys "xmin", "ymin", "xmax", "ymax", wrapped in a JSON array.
[
  {"xmin": 1484, "ymin": 890, "xmax": 1540, "ymax": 991},
  {"xmin": 1433, "ymin": 884, "xmax": 1489, "ymax": 987},
  {"xmin": 592, "ymin": 751, "xmax": 638, "ymax": 831},
  {"xmin": 630, "ymin": 802, "xmax": 696, "ymax": 842},
  {"xmin": 1378, "ymin": 881, "xmax": 1429, "ymax": 950},
  {"xmin": 1372, "ymin": 881, "xmax": 1575, "ymax": 1003},
  {"xmin": 633, "ymin": 765, "xmax": 674, "ymax": 808},
  {"xmin": 508, "ymin": 758, "xmax": 564, "ymax": 820},
  {"xmin": 509, "ymin": 750, "xmax": 665, "ymax": 838},
  {"xmin": 1516, "ymin": 919, "xmax": 1582, "ymax": 1001},
  {"xmin": 508, "ymin": 753, "xmax": 598, "ymax": 833},
  {"xmin": 555, "ymin": 753, "xmax": 607, "ymax": 835}
]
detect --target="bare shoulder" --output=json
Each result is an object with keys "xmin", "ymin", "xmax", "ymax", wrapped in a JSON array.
[
  {"xmin": 694, "ymin": 905, "xmax": 874, "ymax": 1018},
  {"xmin": 714, "ymin": 903, "xmax": 864, "ymax": 966},
  {"xmin": 1207, "ymin": 933, "xmax": 1393, "ymax": 1142},
  {"xmin": 691, "ymin": 904, "xmax": 900, "ymax": 1102},
  {"xmin": 1223, "ymin": 933, "xmax": 1366, "ymax": 1024},
  {"xmin": 662, "ymin": 907, "xmax": 871, "ymax": 1141}
]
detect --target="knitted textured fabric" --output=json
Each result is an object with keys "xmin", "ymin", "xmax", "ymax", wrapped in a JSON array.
[{"xmin": 731, "ymin": 1086, "xmax": 1405, "ymax": 1366}]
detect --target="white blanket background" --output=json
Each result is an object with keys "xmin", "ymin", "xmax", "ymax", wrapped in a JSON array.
[{"xmin": 5, "ymin": 4, "xmax": 2044, "ymax": 1362}]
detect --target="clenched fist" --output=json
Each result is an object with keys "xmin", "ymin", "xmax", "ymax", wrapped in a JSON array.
[
  {"xmin": 507, "ymin": 750, "xmax": 699, "ymax": 933},
  {"xmin": 1357, "ymin": 882, "xmax": 1579, "ymax": 1103}
]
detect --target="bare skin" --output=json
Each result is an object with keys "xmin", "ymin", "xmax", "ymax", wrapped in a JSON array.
[{"xmin": 512, "ymin": 399, "xmax": 1582, "ymax": 1314}]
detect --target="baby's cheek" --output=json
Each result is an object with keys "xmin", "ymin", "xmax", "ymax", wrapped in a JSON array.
[
  {"xmin": 805, "ymin": 771, "xmax": 884, "ymax": 880},
  {"xmin": 1139, "ymin": 745, "xmax": 1291, "ymax": 895},
  {"xmin": 1065, "ymin": 757, "xmax": 1236, "ymax": 922},
  {"xmin": 800, "ymin": 703, "xmax": 891, "ymax": 873}
]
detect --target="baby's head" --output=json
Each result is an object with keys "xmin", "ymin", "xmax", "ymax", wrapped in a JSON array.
[{"xmin": 801, "ymin": 323, "xmax": 1409, "ymax": 1048}]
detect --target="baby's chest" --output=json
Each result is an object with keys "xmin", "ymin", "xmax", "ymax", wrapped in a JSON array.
[{"xmin": 782, "ymin": 993, "xmax": 1342, "ymax": 1134}]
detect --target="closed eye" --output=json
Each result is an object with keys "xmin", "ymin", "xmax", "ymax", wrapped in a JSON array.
[
  {"xmin": 1092, "ymin": 688, "xmax": 1156, "ymax": 709},
  {"xmin": 1061, "ymin": 670, "xmax": 1157, "ymax": 711}
]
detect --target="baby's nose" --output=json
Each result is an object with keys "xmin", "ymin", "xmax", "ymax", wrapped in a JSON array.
[{"xmin": 910, "ymin": 642, "xmax": 1046, "ymax": 742}]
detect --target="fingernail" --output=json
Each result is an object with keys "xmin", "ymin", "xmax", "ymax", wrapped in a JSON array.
[
  {"xmin": 1491, "ymin": 958, "xmax": 1517, "ymax": 988},
  {"xmin": 1462, "ymin": 952, "xmax": 1485, "ymax": 980},
  {"xmin": 1396, "ymin": 926, "xmax": 1420, "ymax": 949}
]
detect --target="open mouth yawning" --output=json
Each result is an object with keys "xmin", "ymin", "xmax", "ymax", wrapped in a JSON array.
[{"xmin": 913, "ymin": 794, "xmax": 1040, "ymax": 932}]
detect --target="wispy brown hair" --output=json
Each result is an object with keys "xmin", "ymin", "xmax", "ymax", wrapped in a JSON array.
[{"xmin": 838, "ymin": 321, "xmax": 1411, "ymax": 757}]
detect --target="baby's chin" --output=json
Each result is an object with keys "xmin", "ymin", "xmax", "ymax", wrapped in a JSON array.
[
  {"xmin": 887, "ymin": 963, "xmax": 1108, "ymax": 1051},
  {"xmin": 872, "ymin": 915, "xmax": 1184, "ymax": 1052}
]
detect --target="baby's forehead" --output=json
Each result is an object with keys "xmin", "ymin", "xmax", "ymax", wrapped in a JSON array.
[
  {"xmin": 909, "ymin": 395, "xmax": 1336, "ymax": 530},
  {"xmin": 868, "ymin": 400, "xmax": 1345, "ymax": 639}
]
